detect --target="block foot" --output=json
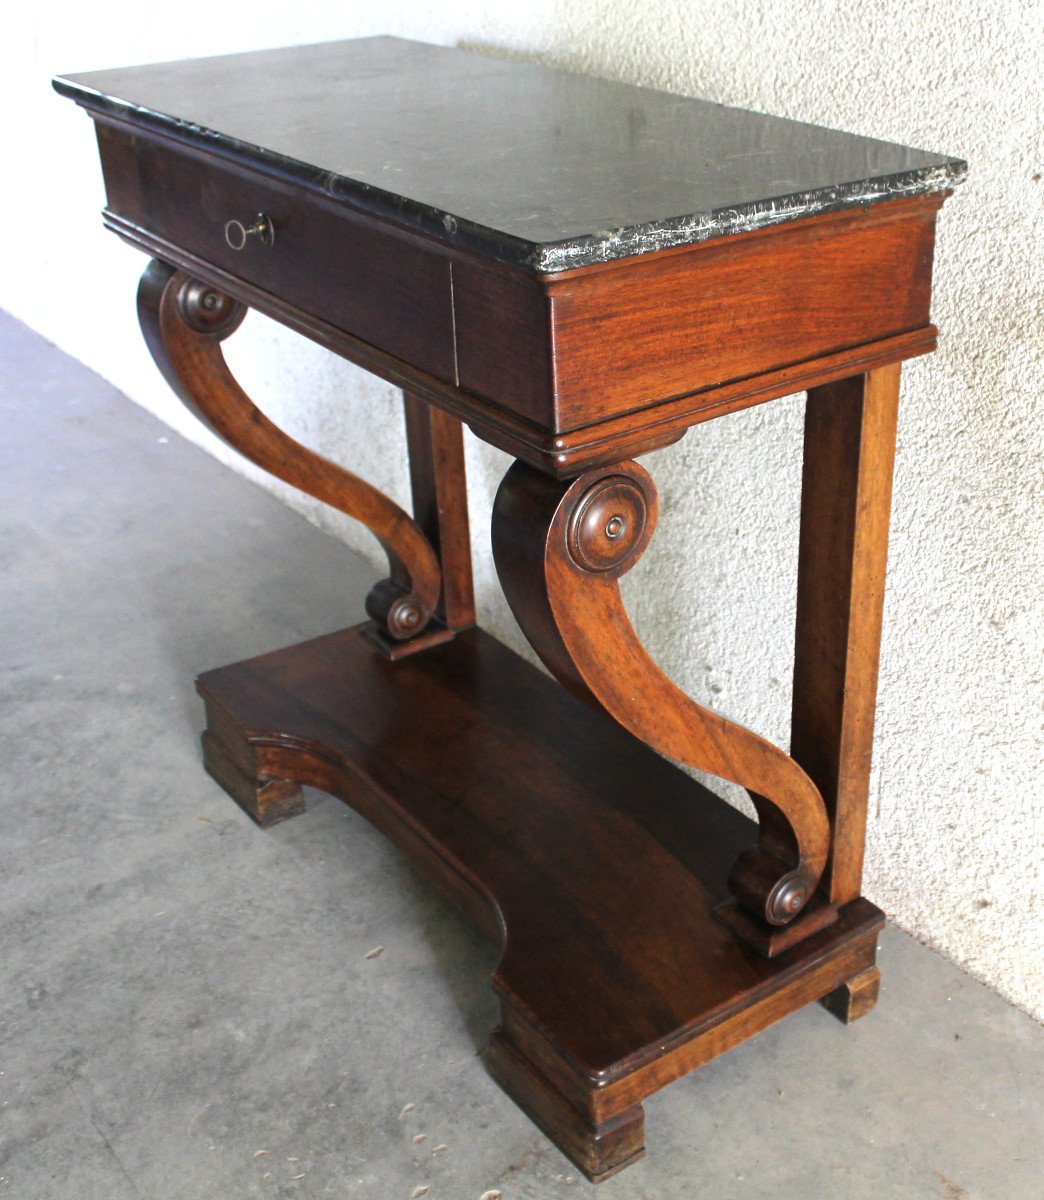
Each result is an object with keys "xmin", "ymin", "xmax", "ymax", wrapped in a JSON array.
[
  {"xmin": 200, "ymin": 728, "xmax": 305, "ymax": 827},
  {"xmin": 487, "ymin": 1031, "xmax": 644, "ymax": 1183},
  {"xmin": 820, "ymin": 965, "xmax": 881, "ymax": 1024}
]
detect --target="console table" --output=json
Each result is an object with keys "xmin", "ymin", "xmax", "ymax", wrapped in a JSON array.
[{"xmin": 55, "ymin": 38, "xmax": 965, "ymax": 1182}]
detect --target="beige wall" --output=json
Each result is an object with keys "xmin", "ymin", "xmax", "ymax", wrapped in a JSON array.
[{"xmin": 5, "ymin": 1, "xmax": 1041, "ymax": 1019}]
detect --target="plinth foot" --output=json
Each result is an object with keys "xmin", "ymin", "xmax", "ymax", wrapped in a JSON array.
[
  {"xmin": 193, "ymin": 625, "xmax": 886, "ymax": 1180},
  {"xmin": 487, "ymin": 1032, "xmax": 645, "ymax": 1182},
  {"xmin": 200, "ymin": 726, "xmax": 305, "ymax": 828},
  {"xmin": 820, "ymin": 965, "xmax": 881, "ymax": 1024}
]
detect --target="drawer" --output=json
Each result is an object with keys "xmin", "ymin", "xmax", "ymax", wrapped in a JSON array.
[{"xmin": 95, "ymin": 121, "xmax": 456, "ymax": 382}]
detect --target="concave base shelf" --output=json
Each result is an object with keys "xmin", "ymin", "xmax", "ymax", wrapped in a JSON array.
[{"xmin": 196, "ymin": 624, "xmax": 884, "ymax": 1181}]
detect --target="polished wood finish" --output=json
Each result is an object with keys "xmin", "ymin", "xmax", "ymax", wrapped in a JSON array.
[
  {"xmin": 820, "ymin": 965, "xmax": 882, "ymax": 1024},
  {"xmin": 136, "ymin": 258, "xmax": 445, "ymax": 644},
  {"xmin": 491, "ymin": 459, "xmax": 831, "ymax": 934},
  {"xmin": 451, "ymin": 263, "xmax": 554, "ymax": 425},
  {"xmin": 458, "ymin": 195, "xmax": 940, "ymax": 431},
  {"xmin": 108, "ymin": 202, "xmax": 940, "ymax": 477},
  {"xmin": 58, "ymin": 43, "xmax": 962, "ymax": 1181},
  {"xmin": 196, "ymin": 625, "xmax": 885, "ymax": 1180},
  {"xmin": 791, "ymin": 366, "xmax": 902, "ymax": 903},
  {"xmin": 100, "ymin": 121, "xmax": 455, "ymax": 381},
  {"xmin": 487, "ymin": 1035, "xmax": 646, "ymax": 1182},
  {"xmin": 90, "ymin": 112, "xmax": 944, "ymax": 477},
  {"xmin": 402, "ymin": 394, "xmax": 475, "ymax": 631},
  {"xmin": 201, "ymin": 725, "xmax": 305, "ymax": 827}
]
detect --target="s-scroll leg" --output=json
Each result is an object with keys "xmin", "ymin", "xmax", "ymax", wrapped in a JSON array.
[
  {"xmin": 136, "ymin": 258, "xmax": 443, "ymax": 647},
  {"xmin": 491, "ymin": 459, "xmax": 832, "ymax": 952}
]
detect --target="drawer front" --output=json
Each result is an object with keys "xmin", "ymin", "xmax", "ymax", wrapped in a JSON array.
[{"xmin": 95, "ymin": 121, "xmax": 456, "ymax": 382}]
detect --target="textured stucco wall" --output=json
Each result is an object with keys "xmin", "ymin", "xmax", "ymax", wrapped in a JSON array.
[{"xmin": 4, "ymin": 2, "xmax": 1041, "ymax": 1019}]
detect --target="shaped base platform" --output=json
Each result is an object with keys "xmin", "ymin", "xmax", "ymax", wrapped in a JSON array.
[{"xmin": 196, "ymin": 624, "xmax": 884, "ymax": 1181}]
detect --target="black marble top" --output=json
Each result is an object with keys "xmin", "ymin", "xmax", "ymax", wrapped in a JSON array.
[{"xmin": 54, "ymin": 36, "xmax": 966, "ymax": 273}]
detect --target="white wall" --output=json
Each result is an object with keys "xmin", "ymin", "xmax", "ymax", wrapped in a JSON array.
[{"xmin": 5, "ymin": 2, "xmax": 1040, "ymax": 1020}]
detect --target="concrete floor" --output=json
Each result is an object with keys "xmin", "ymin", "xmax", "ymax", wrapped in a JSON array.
[{"xmin": 1, "ymin": 308, "xmax": 1041, "ymax": 1200}]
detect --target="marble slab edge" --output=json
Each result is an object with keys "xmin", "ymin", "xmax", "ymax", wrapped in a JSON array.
[{"xmin": 52, "ymin": 75, "xmax": 967, "ymax": 275}]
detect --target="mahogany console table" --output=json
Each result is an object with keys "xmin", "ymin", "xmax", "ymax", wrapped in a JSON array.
[{"xmin": 55, "ymin": 38, "xmax": 965, "ymax": 1181}]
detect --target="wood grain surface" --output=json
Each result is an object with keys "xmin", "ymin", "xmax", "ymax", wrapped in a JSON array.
[{"xmin": 197, "ymin": 624, "xmax": 884, "ymax": 1179}]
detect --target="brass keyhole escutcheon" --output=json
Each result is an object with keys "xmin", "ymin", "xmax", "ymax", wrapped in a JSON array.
[{"xmin": 224, "ymin": 212, "xmax": 276, "ymax": 250}]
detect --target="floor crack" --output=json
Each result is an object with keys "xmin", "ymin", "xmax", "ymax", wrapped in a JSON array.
[{"xmin": 69, "ymin": 1081, "xmax": 149, "ymax": 1200}]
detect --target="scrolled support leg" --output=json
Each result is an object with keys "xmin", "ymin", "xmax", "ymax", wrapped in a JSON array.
[
  {"xmin": 491, "ymin": 459, "xmax": 833, "ymax": 951},
  {"xmin": 136, "ymin": 258, "xmax": 443, "ymax": 646}
]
